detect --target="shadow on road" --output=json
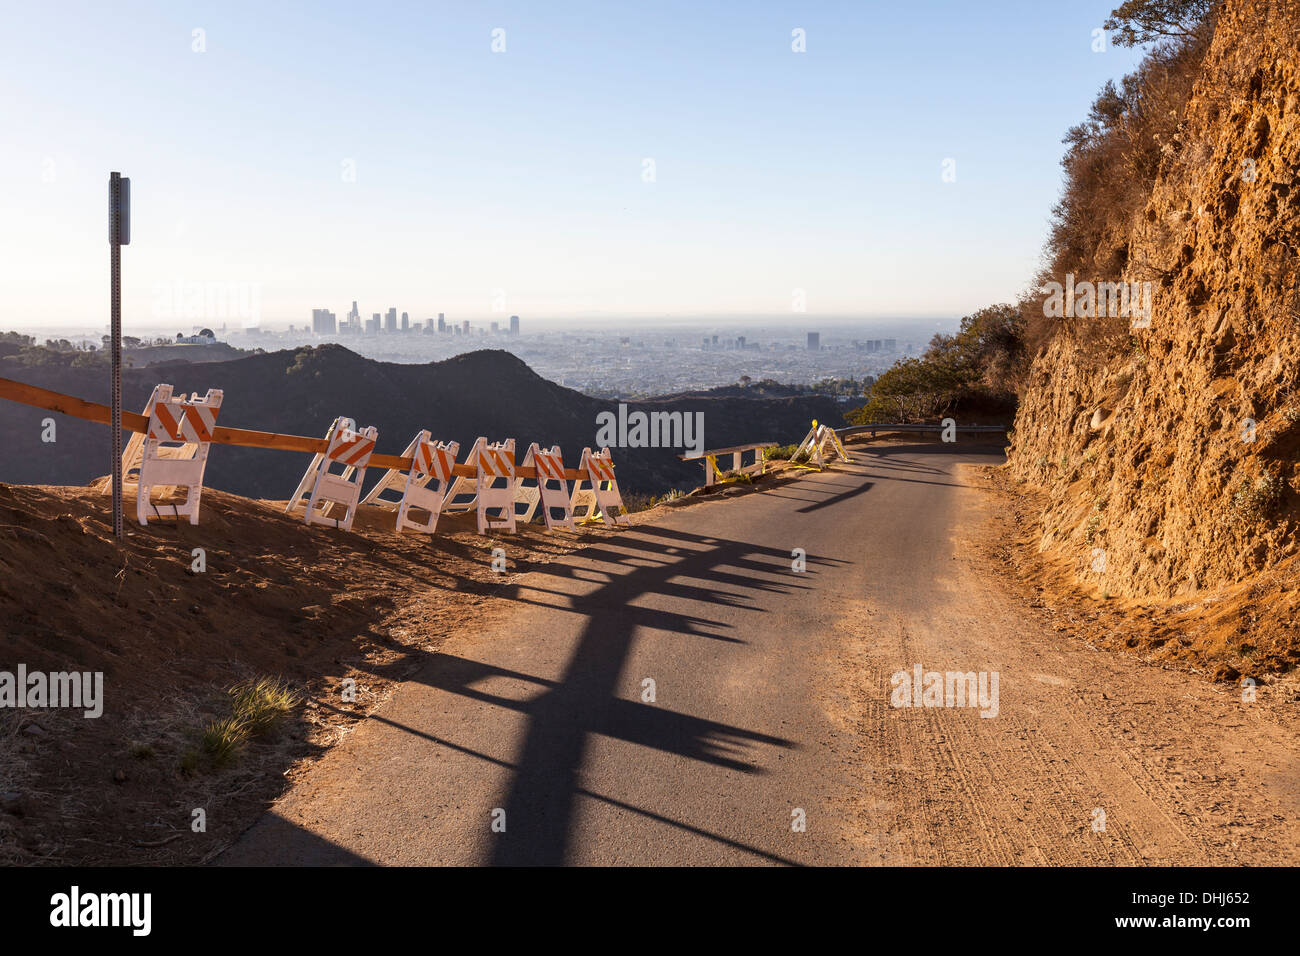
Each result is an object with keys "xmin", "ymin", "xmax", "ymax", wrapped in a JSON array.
[{"xmin": 349, "ymin": 523, "xmax": 848, "ymax": 865}]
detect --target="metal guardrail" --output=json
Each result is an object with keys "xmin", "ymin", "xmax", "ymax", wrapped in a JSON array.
[{"xmin": 837, "ymin": 423, "xmax": 1009, "ymax": 438}]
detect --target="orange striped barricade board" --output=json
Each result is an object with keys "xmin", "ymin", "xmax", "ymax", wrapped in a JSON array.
[
  {"xmin": 133, "ymin": 384, "xmax": 223, "ymax": 526},
  {"xmin": 469, "ymin": 436, "xmax": 517, "ymax": 534},
  {"xmin": 361, "ymin": 430, "xmax": 459, "ymax": 534},
  {"xmin": 517, "ymin": 443, "xmax": 575, "ymax": 531},
  {"xmin": 121, "ymin": 395, "xmax": 199, "ymax": 488},
  {"xmin": 286, "ymin": 417, "xmax": 377, "ymax": 532},
  {"xmin": 570, "ymin": 446, "xmax": 629, "ymax": 526}
]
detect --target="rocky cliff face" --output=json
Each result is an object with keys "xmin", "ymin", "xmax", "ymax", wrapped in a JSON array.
[{"xmin": 1009, "ymin": 0, "xmax": 1300, "ymax": 598}]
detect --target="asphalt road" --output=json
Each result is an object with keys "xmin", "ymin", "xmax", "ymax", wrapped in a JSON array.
[{"xmin": 220, "ymin": 443, "xmax": 1300, "ymax": 866}]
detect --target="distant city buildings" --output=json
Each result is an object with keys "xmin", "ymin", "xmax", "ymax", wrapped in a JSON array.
[
  {"xmin": 701, "ymin": 334, "xmax": 759, "ymax": 352},
  {"xmin": 236, "ymin": 314, "xmax": 924, "ymax": 401},
  {"xmin": 311, "ymin": 308, "xmax": 337, "ymax": 335},
  {"xmin": 309, "ymin": 303, "xmax": 527, "ymax": 338}
]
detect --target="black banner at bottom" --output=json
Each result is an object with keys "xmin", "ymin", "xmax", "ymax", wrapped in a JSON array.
[{"xmin": 0, "ymin": 865, "xmax": 1275, "ymax": 943}]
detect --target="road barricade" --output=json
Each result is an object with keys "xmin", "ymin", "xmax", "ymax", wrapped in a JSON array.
[
  {"xmin": 286, "ymin": 417, "xmax": 377, "ymax": 531},
  {"xmin": 361, "ymin": 430, "xmax": 459, "ymax": 534},
  {"xmin": 517, "ymin": 443, "xmax": 575, "ymax": 531},
  {"xmin": 570, "ymin": 447, "xmax": 629, "ymax": 526},
  {"xmin": 795, "ymin": 419, "xmax": 850, "ymax": 468},
  {"xmin": 132, "ymin": 384, "xmax": 222, "ymax": 525},
  {"xmin": 467, "ymin": 437, "xmax": 517, "ymax": 534}
]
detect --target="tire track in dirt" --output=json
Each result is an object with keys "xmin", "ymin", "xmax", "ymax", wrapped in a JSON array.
[{"xmin": 822, "ymin": 454, "xmax": 1300, "ymax": 866}]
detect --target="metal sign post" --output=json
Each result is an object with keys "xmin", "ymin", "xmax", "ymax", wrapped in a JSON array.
[{"xmin": 109, "ymin": 172, "xmax": 130, "ymax": 541}]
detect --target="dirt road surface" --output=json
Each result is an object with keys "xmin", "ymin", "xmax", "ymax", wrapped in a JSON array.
[{"xmin": 219, "ymin": 444, "xmax": 1300, "ymax": 865}]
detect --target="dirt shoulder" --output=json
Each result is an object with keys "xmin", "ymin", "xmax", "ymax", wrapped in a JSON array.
[
  {"xmin": 0, "ymin": 481, "xmax": 637, "ymax": 865},
  {"xmin": 820, "ymin": 454, "xmax": 1300, "ymax": 865},
  {"xmin": 974, "ymin": 463, "xmax": 1300, "ymax": 687}
]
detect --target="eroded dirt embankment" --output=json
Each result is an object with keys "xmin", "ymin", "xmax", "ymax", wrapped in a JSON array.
[{"xmin": 1008, "ymin": 0, "xmax": 1300, "ymax": 677}]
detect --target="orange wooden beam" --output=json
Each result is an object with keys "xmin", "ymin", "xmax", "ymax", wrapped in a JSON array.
[{"xmin": 0, "ymin": 375, "xmax": 600, "ymax": 481}]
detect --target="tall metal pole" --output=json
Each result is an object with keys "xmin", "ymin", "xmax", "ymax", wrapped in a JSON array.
[{"xmin": 109, "ymin": 172, "xmax": 123, "ymax": 541}]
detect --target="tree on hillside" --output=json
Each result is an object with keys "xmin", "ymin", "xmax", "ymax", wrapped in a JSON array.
[
  {"xmin": 926, "ymin": 303, "xmax": 1026, "ymax": 396},
  {"xmin": 847, "ymin": 304, "xmax": 1026, "ymax": 425},
  {"xmin": 1104, "ymin": 0, "xmax": 1215, "ymax": 47},
  {"xmin": 850, "ymin": 358, "xmax": 959, "ymax": 423}
]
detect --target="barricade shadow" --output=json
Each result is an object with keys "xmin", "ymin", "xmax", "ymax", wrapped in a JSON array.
[{"xmin": 352, "ymin": 524, "xmax": 847, "ymax": 865}]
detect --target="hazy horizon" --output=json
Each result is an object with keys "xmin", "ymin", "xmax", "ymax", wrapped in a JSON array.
[{"xmin": 11, "ymin": 312, "xmax": 962, "ymax": 337}]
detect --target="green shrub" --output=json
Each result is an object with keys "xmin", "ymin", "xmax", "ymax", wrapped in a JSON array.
[
  {"xmin": 185, "ymin": 677, "xmax": 298, "ymax": 773},
  {"xmin": 763, "ymin": 444, "xmax": 798, "ymax": 461}
]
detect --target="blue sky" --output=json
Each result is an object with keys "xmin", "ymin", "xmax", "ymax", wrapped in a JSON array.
[{"xmin": 1, "ymin": 0, "xmax": 1146, "ymax": 329}]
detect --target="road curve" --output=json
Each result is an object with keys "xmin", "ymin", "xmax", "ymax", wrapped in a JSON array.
[{"xmin": 219, "ymin": 443, "xmax": 1300, "ymax": 866}]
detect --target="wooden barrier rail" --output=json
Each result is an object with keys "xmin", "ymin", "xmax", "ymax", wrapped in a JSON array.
[
  {"xmin": 0, "ymin": 376, "xmax": 597, "ymax": 481},
  {"xmin": 679, "ymin": 441, "xmax": 776, "ymax": 486}
]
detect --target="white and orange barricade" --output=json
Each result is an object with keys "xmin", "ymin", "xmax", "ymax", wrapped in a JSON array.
[
  {"xmin": 131, "ymin": 383, "xmax": 222, "ymax": 525},
  {"xmin": 361, "ymin": 430, "xmax": 459, "ymax": 534},
  {"xmin": 516, "ymin": 443, "xmax": 575, "ymax": 531},
  {"xmin": 286, "ymin": 417, "xmax": 377, "ymax": 531},
  {"xmin": 122, "ymin": 401, "xmax": 196, "ymax": 486},
  {"xmin": 569, "ymin": 446, "xmax": 629, "ymax": 526},
  {"xmin": 466, "ymin": 437, "xmax": 517, "ymax": 534}
]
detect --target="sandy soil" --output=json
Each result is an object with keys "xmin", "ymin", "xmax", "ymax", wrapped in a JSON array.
[{"xmin": 823, "ymin": 459, "xmax": 1300, "ymax": 864}]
